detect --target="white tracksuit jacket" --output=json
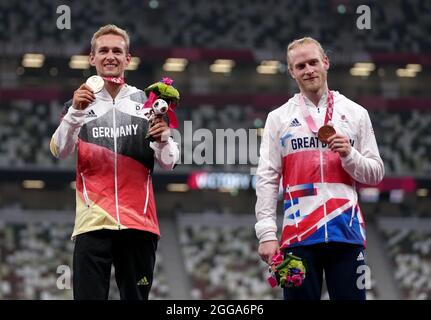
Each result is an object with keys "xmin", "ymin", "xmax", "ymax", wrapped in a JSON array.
[
  {"xmin": 50, "ymin": 84, "xmax": 179, "ymax": 238},
  {"xmin": 255, "ymin": 91, "xmax": 384, "ymax": 248}
]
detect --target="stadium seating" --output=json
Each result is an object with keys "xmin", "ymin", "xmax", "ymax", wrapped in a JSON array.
[
  {"xmin": 1, "ymin": 211, "xmax": 422, "ymax": 300},
  {"xmin": 379, "ymin": 221, "xmax": 431, "ymax": 300},
  {"xmin": 1, "ymin": 0, "xmax": 430, "ymax": 54},
  {"xmin": 178, "ymin": 218, "xmax": 282, "ymax": 299},
  {"xmin": 0, "ymin": 218, "xmax": 168, "ymax": 299},
  {"xmin": 1, "ymin": 98, "xmax": 430, "ymax": 176},
  {"xmin": 177, "ymin": 213, "xmax": 378, "ymax": 299},
  {"xmin": 371, "ymin": 110, "xmax": 431, "ymax": 176}
]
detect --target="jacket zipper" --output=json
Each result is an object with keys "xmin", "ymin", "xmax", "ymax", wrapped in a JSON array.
[
  {"xmin": 80, "ymin": 172, "xmax": 91, "ymax": 207},
  {"xmin": 316, "ymin": 100, "xmax": 329, "ymax": 242},
  {"xmin": 349, "ymin": 206, "xmax": 355, "ymax": 227},
  {"xmin": 349, "ymin": 181, "xmax": 358, "ymax": 227},
  {"xmin": 143, "ymin": 175, "xmax": 151, "ymax": 215},
  {"xmin": 286, "ymin": 185, "xmax": 298, "ymax": 227},
  {"xmin": 286, "ymin": 184, "xmax": 299, "ymax": 242},
  {"xmin": 319, "ymin": 150, "xmax": 329, "ymax": 242},
  {"xmin": 112, "ymin": 99, "xmax": 121, "ymax": 229}
]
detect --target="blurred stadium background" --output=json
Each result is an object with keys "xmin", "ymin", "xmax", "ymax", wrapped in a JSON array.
[{"xmin": 1, "ymin": 0, "xmax": 430, "ymax": 300}]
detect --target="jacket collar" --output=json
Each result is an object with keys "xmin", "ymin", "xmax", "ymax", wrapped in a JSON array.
[
  {"xmin": 292, "ymin": 90, "xmax": 341, "ymax": 108},
  {"xmin": 96, "ymin": 84, "xmax": 140, "ymax": 102}
]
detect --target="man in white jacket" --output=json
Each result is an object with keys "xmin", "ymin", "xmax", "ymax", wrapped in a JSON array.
[
  {"xmin": 255, "ymin": 37, "xmax": 384, "ymax": 300},
  {"xmin": 50, "ymin": 24, "xmax": 179, "ymax": 300}
]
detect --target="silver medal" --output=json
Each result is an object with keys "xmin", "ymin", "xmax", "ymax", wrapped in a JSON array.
[{"xmin": 86, "ymin": 75, "xmax": 104, "ymax": 93}]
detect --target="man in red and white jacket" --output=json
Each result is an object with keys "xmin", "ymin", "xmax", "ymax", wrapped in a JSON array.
[
  {"xmin": 255, "ymin": 37, "xmax": 384, "ymax": 300},
  {"xmin": 50, "ymin": 24, "xmax": 179, "ymax": 300}
]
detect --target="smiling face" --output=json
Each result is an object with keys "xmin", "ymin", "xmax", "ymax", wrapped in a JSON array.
[
  {"xmin": 288, "ymin": 43, "xmax": 330, "ymax": 96},
  {"xmin": 89, "ymin": 34, "xmax": 131, "ymax": 78}
]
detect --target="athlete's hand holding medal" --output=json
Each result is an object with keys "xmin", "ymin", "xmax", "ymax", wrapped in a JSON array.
[
  {"xmin": 72, "ymin": 76, "xmax": 101, "ymax": 110},
  {"xmin": 300, "ymin": 90, "xmax": 351, "ymax": 157},
  {"xmin": 72, "ymin": 75, "xmax": 124, "ymax": 110}
]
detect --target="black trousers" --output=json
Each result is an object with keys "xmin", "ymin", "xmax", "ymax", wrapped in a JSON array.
[
  {"xmin": 283, "ymin": 242, "xmax": 367, "ymax": 300},
  {"xmin": 73, "ymin": 229, "xmax": 158, "ymax": 300}
]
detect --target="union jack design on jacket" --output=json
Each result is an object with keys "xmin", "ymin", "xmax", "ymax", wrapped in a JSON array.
[
  {"xmin": 255, "ymin": 91, "xmax": 384, "ymax": 248},
  {"xmin": 50, "ymin": 84, "xmax": 179, "ymax": 238}
]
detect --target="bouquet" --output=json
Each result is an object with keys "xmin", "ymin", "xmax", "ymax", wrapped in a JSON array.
[
  {"xmin": 267, "ymin": 251, "xmax": 307, "ymax": 288},
  {"xmin": 143, "ymin": 77, "xmax": 180, "ymax": 129}
]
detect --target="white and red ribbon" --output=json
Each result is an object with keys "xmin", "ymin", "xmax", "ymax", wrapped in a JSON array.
[
  {"xmin": 299, "ymin": 90, "xmax": 334, "ymax": 134},
  {"xmin": 102, "ymin": 76, "xmax": 125, "ymax": 85}
]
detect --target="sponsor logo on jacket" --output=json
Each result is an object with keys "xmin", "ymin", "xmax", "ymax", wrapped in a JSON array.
[
  {"xmin": 86, "ymin": 110, "xmax": 97, "ymax": 118},
  {"xmin": 289, "ymin": 136, "xmax": 355, "ymax": 150}
]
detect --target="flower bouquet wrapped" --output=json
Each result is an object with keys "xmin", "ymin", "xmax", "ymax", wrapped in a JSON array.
[{"xmin": 267, "ymin": 251, "xmax": 307, "ymax": 288}]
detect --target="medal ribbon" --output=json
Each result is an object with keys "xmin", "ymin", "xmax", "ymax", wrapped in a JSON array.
[
  {"xmin": 102, "ymin": 76, "xmax": 125, "ymax": 85},
  {"xmin": 299, "ymin": 90, "xmax": 334, "ymax": 134}
]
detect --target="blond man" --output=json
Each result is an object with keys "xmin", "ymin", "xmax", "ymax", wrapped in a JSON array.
[
  {"xmin": 51, "ymin": 25, "xmax": 179, "ymax": 300},
  {"xmin": 255, "ymin": 37, "xmax": 384, "ymax": 300}
]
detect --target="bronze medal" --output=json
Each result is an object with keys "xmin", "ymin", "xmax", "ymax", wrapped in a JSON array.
[{"xmin": 317, "ymin": 125, "xmax": 336, "ymax": 143}]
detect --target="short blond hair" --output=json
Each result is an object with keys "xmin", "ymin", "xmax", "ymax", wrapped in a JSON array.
[
  {"xmin": 287, "ymin": 37, "xmax": 326, "ymax": 67},
  {"xmin": 91, "ymin": 24, "xmax": 130, "ymax": 53}
]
